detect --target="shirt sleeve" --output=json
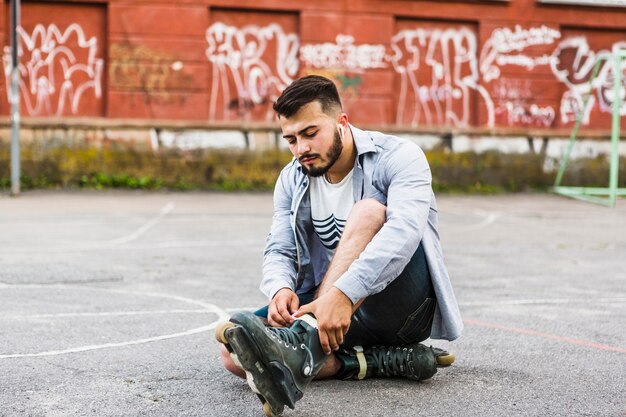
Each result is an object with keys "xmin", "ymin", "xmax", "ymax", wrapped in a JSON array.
[
  {"xmin": 260, "ymin": 166, "xmax": 299, "ymax": 300},
  {"xmin": 333, "ymin": 141, "xmax": 433, "ymax": 304}
]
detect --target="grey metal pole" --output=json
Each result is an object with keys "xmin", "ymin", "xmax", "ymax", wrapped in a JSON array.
[{"xmin": 10, "ymin": 0, "xmax": 20, "ymax": 196}]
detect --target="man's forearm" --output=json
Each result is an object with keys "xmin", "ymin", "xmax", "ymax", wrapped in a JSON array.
[{"xmin": 315, "ymin": 199, "xmax": 386, "ymax": 311}]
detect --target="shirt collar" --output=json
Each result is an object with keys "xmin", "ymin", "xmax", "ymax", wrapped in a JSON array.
[{"xmin": 349, "ymin": 124, "xmax": 377, "ymax": 156}]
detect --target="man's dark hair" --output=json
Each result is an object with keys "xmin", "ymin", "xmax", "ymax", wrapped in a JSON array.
[{"xmin": 273, "ymin": 75, "xmax": 342, "ymax": 118}]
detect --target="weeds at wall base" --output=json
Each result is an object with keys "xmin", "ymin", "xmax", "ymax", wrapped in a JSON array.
[{"xmin": 0, "ymin": 144, "xmax": 624, "ymax": 193}]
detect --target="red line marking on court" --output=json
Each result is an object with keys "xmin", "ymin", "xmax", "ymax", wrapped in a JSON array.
[{"xmin": 465, "ymin": 318, "xmax": 626, "ymax": 354}]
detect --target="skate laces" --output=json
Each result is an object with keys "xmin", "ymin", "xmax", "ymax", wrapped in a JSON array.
[
  {"xmin": 371, "ymin": 346, "xmax": 419, "ymax": 378},
  {"xmin": 266, "ymin": 326, "xmax": 302, "ymax": 349}
]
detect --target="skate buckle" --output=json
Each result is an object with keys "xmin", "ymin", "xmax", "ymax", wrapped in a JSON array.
[{"xmin": 353, "ymin": 346, "xmax": 367, "ymax": 380}]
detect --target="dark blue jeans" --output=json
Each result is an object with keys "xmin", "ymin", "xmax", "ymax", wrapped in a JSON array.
[{"xmin": 255, "ymin": 244, "xmax": 436, "ymax": 347}]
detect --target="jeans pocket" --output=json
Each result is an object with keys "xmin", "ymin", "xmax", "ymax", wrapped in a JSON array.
[{"xmin": 396, "ymin": 297, "xmax": 436, "ymax": 344}]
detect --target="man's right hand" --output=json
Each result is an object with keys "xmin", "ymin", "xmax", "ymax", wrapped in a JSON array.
[{"xmin": 268, "ymin": 288, "xmax": 299, "ymax": 327}]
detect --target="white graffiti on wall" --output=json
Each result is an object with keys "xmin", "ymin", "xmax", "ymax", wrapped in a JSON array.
[
  {"xmin": 481, "ymin": 25, "xmax": 561, "ymax": 82},
  {"xmin": 2, "ymin": 23, "xmax": 103, "ymax": 116},
  {"xmin": 596, "ymin": 43, "xmax": 626, "ymax": 115},
  {"xmin": 203, "ymin": 20, "xmax": 624, "ymax": 127},
  {"xmin": 499, "ymin": 101, "xmax": 556, "ymax": 127},
  {"xmin": 205, "ymin": 22, "xmax": 299, "ymax": 120},
  {"xmin": 482, "ymin": 25, "xmax": 625, "ymax": 127},
  {"xmin": 386, "ymin": 24, "xmax": 575, "ymax": 128},
  {"xmin": 492, "ymin": 78, "xmax": 534, "ymax": 101},
  {"xmin": 492, "ymin": 79, "xmax": 557, "ymax": 127},
  {"xmin": 300, "ymin": 34, "xmax": 387, "ymax": 71},
  {"xmin": 551, "ymin": 38, "xmax": 626, "ymax": 124},
  {"xmin": 389, "ymin": 27, "xmax": 495, "ymax": 127}
]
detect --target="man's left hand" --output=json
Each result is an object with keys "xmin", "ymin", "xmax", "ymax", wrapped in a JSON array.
[{"xmin": 293, "ymin": 287, "xmax": 353, "ymax": 355}]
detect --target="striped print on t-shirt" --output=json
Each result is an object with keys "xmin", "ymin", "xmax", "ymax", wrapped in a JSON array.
[{"xmin": 309, "ymin": 169, "xmax": 355, "ymax": 261}]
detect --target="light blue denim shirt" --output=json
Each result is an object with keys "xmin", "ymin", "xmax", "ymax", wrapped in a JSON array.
[{"xmin": 262, "ymin": 125, "xmax": 463, "ymax": 341}]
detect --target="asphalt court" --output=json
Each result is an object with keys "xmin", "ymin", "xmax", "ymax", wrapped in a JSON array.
[{"xmin": 0, "ymin": 191, "xmax": 624, "ymax": 416}]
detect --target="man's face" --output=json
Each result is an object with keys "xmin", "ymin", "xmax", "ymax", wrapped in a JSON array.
[{"xmin": 279, "ymin": 101, "xmax": 344, "ymax": 177}]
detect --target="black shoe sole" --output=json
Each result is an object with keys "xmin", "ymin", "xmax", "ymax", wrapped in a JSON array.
[{"xmin": 216, "ymin": 321, "xmax": 298, "ymax": 416}]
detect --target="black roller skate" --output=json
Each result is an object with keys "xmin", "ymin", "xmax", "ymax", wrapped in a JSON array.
[
  {"xmin": 334, "ymin": 343, "xmax": 455, "ymax": 381},
  {"xmin": 215, "ymin": 311, "xmax": 328, "ymax": 417}
]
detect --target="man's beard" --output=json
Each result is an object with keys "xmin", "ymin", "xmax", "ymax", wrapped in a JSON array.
[{"xmin": 300, "ymin": 130, "xmax": 343, "ymax": 177}]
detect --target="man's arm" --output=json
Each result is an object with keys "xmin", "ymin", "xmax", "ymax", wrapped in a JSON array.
[
  {"xmin": 294, "ymin": 199, "xmax": 386, "ymax": 354},
  {"xmin": 261, "ymin": 165, "xmax": 300, "ymax": 326},
  {"xmin": 332, "ymin": 140, "xmax": 433, "ymax": 303}
]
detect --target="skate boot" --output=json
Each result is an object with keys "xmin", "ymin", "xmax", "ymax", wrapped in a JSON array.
[
  {"xmin": 334, "ymin": 343, "xmax": 455, "ymax": 381},
  {"xmin": 215, "ymin": 311, "xmax": 328, "ymax": 417}
]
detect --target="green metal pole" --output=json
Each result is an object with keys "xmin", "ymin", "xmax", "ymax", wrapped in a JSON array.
[
  {"xmin": 554, "ymin": 57, "xmax": 605, "ymax": 187},
  {"xmin": 608, "ymin": 53, "xmax": 622, "ymax": 207}
]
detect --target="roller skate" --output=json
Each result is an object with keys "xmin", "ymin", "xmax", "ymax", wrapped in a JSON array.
[
  {"xmin": 334, "ymin": 343, "xmax": 455, "ymax": 381},
  {"xmin": 215, "ymin": 311, "xmax": 328, "ymax": 417}
]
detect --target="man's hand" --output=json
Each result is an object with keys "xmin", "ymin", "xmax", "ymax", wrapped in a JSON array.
[
  {"xmin": 268, "ymin": 288, "xmax": 299, "ymax": 327},
  {"xmin": 293, "ymin": 287, "xmax": 353, "ymax": 355}
]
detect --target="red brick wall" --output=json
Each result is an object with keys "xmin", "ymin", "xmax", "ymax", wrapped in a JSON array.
[
  {"xmin": 1, "ymin": 0, "xmax": 625, "ymax": 131},
  {"xmin": 2, "ymin": 1, "xmax": 106, "ymax": 117},
  {"xmin": 108, "ymin": 3, "xmax": 208, "ymax": 119}
]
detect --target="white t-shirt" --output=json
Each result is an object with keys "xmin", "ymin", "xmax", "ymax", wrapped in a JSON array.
[{"xmin": 309, "ymin": 169, "xmax": 355, "ymax": 262}]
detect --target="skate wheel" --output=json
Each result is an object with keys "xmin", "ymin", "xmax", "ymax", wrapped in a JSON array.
[
  {"xmin": 263, "ymin": 401, "xmax": 280, "ymax": 417},
  {"xmin": 214, "ymin": 321, "xmax": 235, "ymax": 344},
  {"xmin": 436, "ymin": 352, "xmax": 456, "ymax": 367}
]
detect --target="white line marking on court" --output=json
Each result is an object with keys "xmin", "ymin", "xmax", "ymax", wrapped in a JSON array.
[
  {"xmin": 225, "ymin": 307, "xmax": 258, "ymax": 312},
  {"xmin": 1, "ymin": 309, "xmax": 213, "ymax": 320},
  {"xmin": 122, "ymin": 239, "xmax": 263, "ymax": 250},
  {"xmin": 441, "ymin": 208, "xmax": 500, "ymax": 231},
  {"xmin": 2, "ymin": 239, "xmax": 262, "ymax": 254},
  {"xmin": 471, "ymin": 211, "xmax": 499, "ymax": 229},
  {"xmin": 0, "ymin": 324, "xmax": 221, "ymax": 359},
  {"xmin": 105, "ymin": 202, "xmax": 175, "ymax": 246},
  {"xmin": 0, "ymin": 284, "xmax": 230, "ymax": 359},
  {"xmin": 460, "ymin": 210, "xmax": 499, "ymax": 231},
  {"xmin": 1, "ymin": 202, "xmax": 176, "ymax": 254}
]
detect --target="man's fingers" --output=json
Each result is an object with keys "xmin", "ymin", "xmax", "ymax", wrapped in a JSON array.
[
  {"xmin": 276, "ymin": 303, "xmax": 293, "ymax": 324},
  {"xmin": 267, "ymin": 305, "xmax": 276, "ymax": 325},
  {"xmin": 268, "ymin": 303, "xmax": 288, "ymax": 327},
  {"xmin": 268, "ymin": 312, "xmax": 284, "ymax": 327},
  {"xmin": 318, "ymin": 330, "xmax": 331, "ymax": 355},
  {"xmin": 318, "ymin": 324, "xmax": 341, "ymax": 354},
  {"xmin": 292, "ymin": 301, "xmax": 312, "ymax": 318},
  {"xmin": 288, "ymin": 294, "xmax": 300, "ymax": 315},
  {"xmin": 335, "ymin": 328, "xmax": 344, "ymax": 348},
  {"xmin": 326, "ymin": 330, "xmax": 339, "ymax": 353},
  {"xmin": 267, "ymin": 312, "xmax": 279, "ymax": 327}
]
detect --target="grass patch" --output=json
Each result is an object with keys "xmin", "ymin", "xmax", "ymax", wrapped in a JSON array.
[
  {"xmin": 0, "ymin": 142, "xmax": 624, "ymax": 192},
  {"xmin": 0, "ymin": 143, "xmax": 292, "ymax": 191}
]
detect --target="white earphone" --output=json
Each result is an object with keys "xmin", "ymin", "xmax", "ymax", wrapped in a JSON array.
[{"xmin": 338, "ymin": 124, "xmax": 345, "ymax": 139}]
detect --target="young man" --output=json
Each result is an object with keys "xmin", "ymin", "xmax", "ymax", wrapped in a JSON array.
[{"xmin": 216, "ymin": 75, "xmax": 463, "ymax": 417}]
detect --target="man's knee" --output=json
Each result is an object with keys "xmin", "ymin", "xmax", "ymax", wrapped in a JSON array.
[{"xmin": 346, "ymin": 199, "xmax": 386, "ymax": 232}]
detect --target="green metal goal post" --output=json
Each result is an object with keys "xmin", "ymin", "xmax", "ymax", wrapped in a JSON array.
[{"xmin": 552, "ymin": 47, "xmax": 626, "ymax": 207}]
